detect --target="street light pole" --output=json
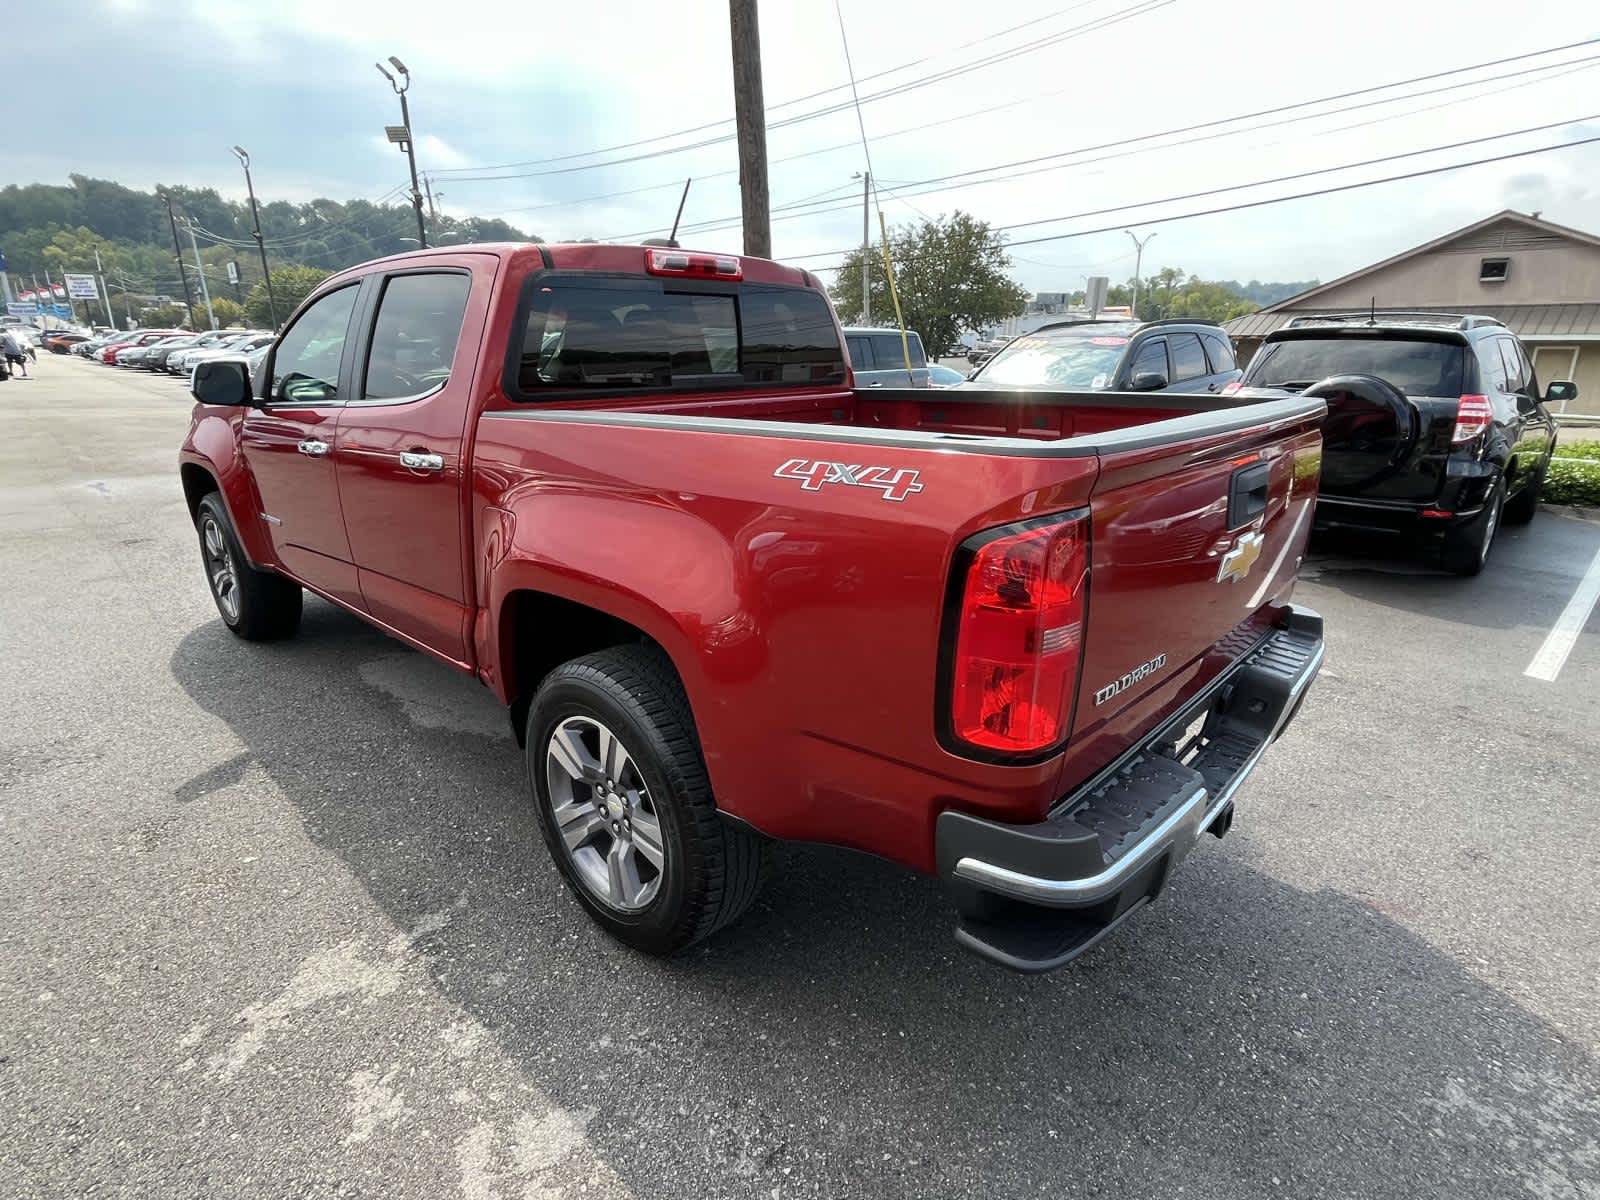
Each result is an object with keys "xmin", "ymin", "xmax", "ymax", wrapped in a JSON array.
[
  {"xmin": 232, "ymin": 146, "xmax": 279, "ymax": 330},
  {"xmin": 854, "ymin": 171, "xmax": 871, "ymax": 325},
  {"xmin": 377, "ymin": 57, "xmax": 428, "ymax": 249},
  {"xmin": 1125, "ymin": 229, "xmax": 1156, "ymax": 320}
]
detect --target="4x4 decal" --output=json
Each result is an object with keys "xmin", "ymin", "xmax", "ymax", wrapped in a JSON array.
[{"xmin": 774, "ymin": 458, "xmax": 925, "ymax": 502}]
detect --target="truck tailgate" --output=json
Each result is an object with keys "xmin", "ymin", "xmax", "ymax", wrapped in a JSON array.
[{"xmin": 1060, "ymin": 405, "xmax": 1324, "ymax": 791}]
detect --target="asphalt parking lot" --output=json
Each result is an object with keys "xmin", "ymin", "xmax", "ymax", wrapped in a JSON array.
[{"xmin": 3, "ymin": 355, "xmax": 1599, "ymax": 1199}]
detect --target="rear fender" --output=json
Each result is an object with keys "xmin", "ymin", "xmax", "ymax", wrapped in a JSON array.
[{"xmin": 483, "ymin": 493, "xmax": 754, "ymax": 797}]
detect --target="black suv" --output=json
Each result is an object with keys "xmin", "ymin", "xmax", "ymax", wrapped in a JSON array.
[
  {"xmin": 963, "ymin": 318, "xmax": 1242, "ymax": 394},
  {"xmin": 1237, "ymin": 312, "xmax": 1576, "ymax": 574}
]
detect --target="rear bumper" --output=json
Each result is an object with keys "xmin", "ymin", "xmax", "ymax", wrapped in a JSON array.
[
  {"xmin": 1314, "ymin": 463, "xmax": 1499, "ymax": 534},
  {"xmin": 935, "ymin": 605, "xmax": 1324, "ymax": 972}
]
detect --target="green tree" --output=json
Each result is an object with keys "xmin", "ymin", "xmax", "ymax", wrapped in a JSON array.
[
  {"xmin": 245, "ymin": 265, "xmax": 329, "ymax": 327},
  {"xmin": 1130, "ymin": 267, "xmax": 1257, "ymax": 323},
  {"xmin": 142, "ymin": 303, "xmax": 189, "ymax": 328},
  {"xmin": 206, "ymin": 297, "xmax": 246, "ymax": 328},
  {"xmin": 829, "ymin": 211, "xmax": 1029, "ymax": 357}
]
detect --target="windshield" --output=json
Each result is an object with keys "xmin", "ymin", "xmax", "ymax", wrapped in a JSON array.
[
  {"xmin": 1247, "ymin": 336, "xmax": 1466, "ymax": 396},
  {"xmin": 976, "ymin": 332, "xmax": 1130, "ymax": 388}
]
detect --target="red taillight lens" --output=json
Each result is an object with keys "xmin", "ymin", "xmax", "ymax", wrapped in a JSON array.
[
  {"xmin": 644, "ymin": 248, "xmax": 742, "ymax": 280},
  {"xmin": 949, "ymin": 513, "xmax": 1089, "ymax": 754},
  {"xmin": 1451, "ymin": 393, "xmax": 1492, "ymax": 444}
]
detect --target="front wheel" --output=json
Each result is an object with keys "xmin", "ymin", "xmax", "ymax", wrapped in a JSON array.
[
  {"xmin": 527, "ymin": 645, "xmax": 770, "ymax": 956},
  {"xmin": 195, "ymin": 493, "xmax": 302, "ymax": 639},
  {"xmin": 1440, "ymin": 479, "xmax": 1504, "ymax": 576}
]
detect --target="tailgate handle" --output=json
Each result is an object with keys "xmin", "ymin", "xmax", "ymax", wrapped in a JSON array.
[{"xmin": 1227, "ymin": 462, "xmax": 1270, "ymax": 529}]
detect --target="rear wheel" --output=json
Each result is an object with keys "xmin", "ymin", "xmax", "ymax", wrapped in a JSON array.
[
  {"xmin": 527, "ymin": 645, "xmax": 770, "ymax": 956},
  {"xmin": 195, "ymin": 493, "xmax": 302, "ymax": 639},
  {"xmin": 1440, "ymin": 478, "xmax": 1504, "ymax": 576},
  {"xmin": 1502, "ymin": 462, "xmax": 1546, "ymax": 525}
]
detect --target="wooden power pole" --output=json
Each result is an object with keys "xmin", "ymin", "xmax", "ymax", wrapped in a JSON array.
[{"xmin": 728, "ymin": 0, "xmax": 770, "ymax": 258}]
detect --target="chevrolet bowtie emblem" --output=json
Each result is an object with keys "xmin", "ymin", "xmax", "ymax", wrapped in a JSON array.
[{"xmin": 1217, "ymin": 531, "xmax": 1265, "ymax": 583}]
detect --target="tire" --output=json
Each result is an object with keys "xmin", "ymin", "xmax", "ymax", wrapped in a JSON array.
[
  {"xmin": 1440, "ymin": 477, "xmax": 1505, "ymax": 576},
  {"xmin": 1502, "ymin": 462, "xmax": 1546, "ymax": 525},
  {"xmin": 527, "ymin": 645, "xmax": 770, "ymax": 956},
  {"xmin": 194, "ymin": 493, "xmax": 302, "ymax": 639}
]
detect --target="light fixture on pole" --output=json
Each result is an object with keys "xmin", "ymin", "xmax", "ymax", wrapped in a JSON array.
[
  {"xmin": 376, "ymin": 57, "xmax": 429, "ymax": 248},
  {"xmin": 232, "ymin": 145, "xmax": 279, "ymax": 330},
  {"xmin": 1125, "ymin": 229, "xmax": 1156, "ymax": 320}
]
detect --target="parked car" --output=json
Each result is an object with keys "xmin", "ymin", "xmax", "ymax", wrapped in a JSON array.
[
  {"xmin": 927, "ymin": 363, "xmax": 967, "ymax": 387},
  {"xmin": 967, "ymin": 335, "xmax": 1013, "ymax": 366},
  {"xmin": 170, "ymin": 331, "xmax": 266, "ymax": 375},
  {"xmin": 141, "ymin": 334, "xmax": 206, "ymax": 371},
  {"xmin": 180, "ymin": 242, "xmax": 1324, "ymax": 972},
  {"xmin": 103, "ymin": 330, "xmax": 182, "ymax": 364},
  {"xmin": 123, "ymin": 335, "xmax": 193, "ymax": 368},
  {"xmin": 842, "ymin": 325, "xmax": 930, "ymax": 387},
  {"xmin": 182, "ymin": 332, "xmax": 274, "ymax": 375},
  {"xmin": 1234, "ymin": 312, "xmax": 1571, "ymax": 574},
  {"xmin": 44, "ymin": 332, "xmax": 91, "ymax": 353},
  {"xmin": 965, "ymin": 319, "xmax": 1243, "ymax": 395}
]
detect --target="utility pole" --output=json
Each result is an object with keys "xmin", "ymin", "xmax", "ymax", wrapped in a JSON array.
[
  {"xmin": 161, "ymin": 193, "xmax": 199, "ymax": 330},
  {"xmin": 232, "ymin": 146, "xmax": 279, "ymax": 330},
  {"xmin": 92, "ymin": 246, "xmax": 114, "ymax": 329},
  {"xmin": 182, "ymin": 218, "xmax": 217, "ymax": 330},
  {"xmin": 422, "ymin": 173, "xmax": 438, "ymax": 223},
  {"xmin": 1125, "ymin": 229, "xmax": 1156, "ymax": 320},
  {"xmin": 376, "ymin": 58, "xmax": 428, "ymax": 248},
  {"xmin": 728, "ymin": 0, "xmax": 770, "ymax": 258},
  {"xmin": 858, "ymin": 171, "xmax": 871, "ymax": 324}
]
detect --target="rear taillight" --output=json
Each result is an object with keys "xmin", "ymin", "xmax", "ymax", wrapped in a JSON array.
[
  {"xmin": 644, "ymin": 248, "xmax": 742, "ymax": 280},
  {"xmin": 1451, "ymin": 394, "xmax": 1493, "ymax": 444},
  {"xmin": 947, "ymin": 512, "xmax": 1089, "ymax": 755}
]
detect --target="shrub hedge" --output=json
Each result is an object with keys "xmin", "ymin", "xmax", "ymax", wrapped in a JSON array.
[{"xmin": 1546, "ymin": 438, "xmax": 1600, "ymax": 508}]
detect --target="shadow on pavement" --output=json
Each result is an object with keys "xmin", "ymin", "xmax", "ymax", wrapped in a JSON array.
[
  {"xmin": 170, "ymin": 603, "xmax": 1600, "ymax": 1199},
  {"xmin": 1302, "ymin": 511, "xmax": 1598, "ymax": 631}
]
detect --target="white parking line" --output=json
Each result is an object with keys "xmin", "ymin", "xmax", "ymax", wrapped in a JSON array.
[{"xmin": 1524, "ymin": 544, "xmax": 1600, "ymax": 682}]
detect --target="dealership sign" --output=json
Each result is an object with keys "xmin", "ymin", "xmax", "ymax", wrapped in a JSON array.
[{"xmin": 63, "ymin": 273, "xmax": 100, "ymax": 300}]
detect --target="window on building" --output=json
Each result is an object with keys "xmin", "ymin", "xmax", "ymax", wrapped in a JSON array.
[{"xmin": 1479, "ymin": 257, "xmax": 1510, "ymax": 283}]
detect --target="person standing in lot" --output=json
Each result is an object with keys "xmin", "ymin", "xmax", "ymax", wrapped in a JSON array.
[{"xmin": 1, "ymin": 328, "xmax": 30, "ymax": 378}]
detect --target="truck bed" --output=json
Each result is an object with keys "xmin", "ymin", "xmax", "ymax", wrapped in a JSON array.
[{"xmin": 508, "ymin": 385, "xmax": 1323, "ymax": 456}]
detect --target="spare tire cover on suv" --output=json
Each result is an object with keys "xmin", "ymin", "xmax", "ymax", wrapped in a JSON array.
[{"xmin": 1301, "ymin": 373, "xmax": 1420, "ymax": 493}]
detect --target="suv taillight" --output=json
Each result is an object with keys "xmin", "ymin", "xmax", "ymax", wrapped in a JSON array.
[
  {"xmin": 947, "ymin": 511, "xmax": 1089, "ymax": 755},
  {"xmin": 1451, "ymin": 394, "xmax": 1493, "ymax": 444}
]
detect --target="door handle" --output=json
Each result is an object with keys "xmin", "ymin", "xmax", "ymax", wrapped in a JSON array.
[
  {"xmin": 400, "ymin": 450, "xmax": 445, "ymax": 472},
  {"xmin": 297, "ymin": 439, "xmax": 330, "ymax": 457},
  {"xmin": 868, "ymin": 381, "xmax": 884, "ymax": 388}
]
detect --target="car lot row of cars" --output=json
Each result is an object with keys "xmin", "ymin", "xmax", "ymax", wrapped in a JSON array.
[{"xmin": 68, "ymin": 327, "xmax": 275, "ymax": 376}]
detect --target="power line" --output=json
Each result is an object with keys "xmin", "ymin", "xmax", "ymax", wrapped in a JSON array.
[
  {"xmin": 789, "ymin": 133, "xmax": 1600, "ymax": 267},
  {"xmin": 429, "ymin": 0, "xmax": 1123, "ymax": 176},
  {"xmin": 430, "ymin": 0, "xmax": 1173, "ymax": 182},
  {"xmin": 646, "ymin": 49, "xmax": 1600, "ymax": 240}
]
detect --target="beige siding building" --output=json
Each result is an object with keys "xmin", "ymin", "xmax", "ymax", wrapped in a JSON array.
[{"xmin": 1225, "ymin": 210, "xmax": 1600, "ymax": 415}]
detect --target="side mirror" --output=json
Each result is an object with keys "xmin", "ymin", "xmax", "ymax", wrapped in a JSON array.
[
  {"xmin": 1130, "ymin": 371, "xmax": 1168, "ymax": 392},
  {"xmin": 192, "ymin": 357, "xmax": 252, "ymax": 407},
  {"xmin": 1545, "ymin": 380, "xmax": 1578, "ymax": 406}
]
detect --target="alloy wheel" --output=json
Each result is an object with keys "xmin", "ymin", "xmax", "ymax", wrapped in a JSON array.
[
  {"xmin": 202, "ymin": 517, "xmax": 239, "ymax": 621},
  {"xmin": 544, "ymin": 715, "xmax": 666, "ymax": 912}
]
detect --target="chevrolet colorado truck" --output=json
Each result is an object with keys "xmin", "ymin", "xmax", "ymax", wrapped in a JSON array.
[{"xmin": 180, "ymin": 242, "xmax": 1326, "ymax": 972}]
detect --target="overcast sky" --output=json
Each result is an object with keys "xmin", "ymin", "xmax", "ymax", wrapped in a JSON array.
[{"xmin": 8, "ymin": 0, "xmax": 1600, "ymax": 292}]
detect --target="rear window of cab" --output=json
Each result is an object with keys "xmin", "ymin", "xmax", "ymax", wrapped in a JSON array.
[{"xmin": 511, "ymin": 276, "xmax": 846, "ymax": 396}]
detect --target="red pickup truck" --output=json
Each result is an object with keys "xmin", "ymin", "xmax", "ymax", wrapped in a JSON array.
[{"xmin": 180, "ymin": 242, "xmax": 1326, "ymax": 972}]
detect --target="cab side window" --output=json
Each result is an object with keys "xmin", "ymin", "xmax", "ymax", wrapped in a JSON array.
[
  {"xmin": 362, "ymin": 272, "xmax": 473, "ymax": 401},
  {"xmin": 845, "ymin": 336, "xmax": 874, "ymax": 370},
  {"xmin": 1203, "ymin": 334, "xmax": 1236, "ymax": 374},
  {"xmin": 1168, "ymin": 333, "xmax": 1208, "ymax": 382},
  {"xmin": 1129, "ymin": 337, "xmax": 1169, "ymax": 383},
  {"xmin": 1496, "ymin": 337, "xmax": 1530, "ymax": 396},
  {"xmin": 270, "ymin": 285, "xmax": 360, "ymax": 405}
]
